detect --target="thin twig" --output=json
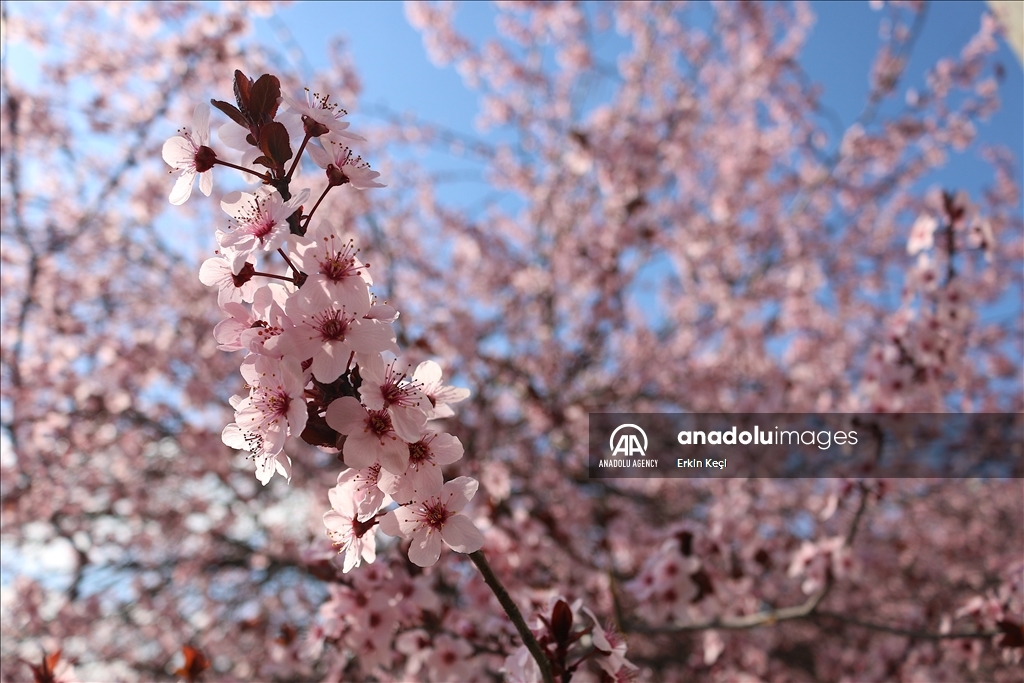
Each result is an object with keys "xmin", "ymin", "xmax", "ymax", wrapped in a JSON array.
[
  {"xmin": 252, "ymin": 270, "xmax": 295, "ymax": 283},
  {"xmin": 469, "ymin": 550, "xmax": 554, "ymax": 683},
  {"xmin": 212, "ymin": 158, "xmax": 272, "ymax": 182},
  {"xmin": 286, "ymin": 131, "xmax": 311, "ymax": 180},
  {"xmin": 812, "ymin": 611, "xmax": 1002, "ymax": 641},
  {"xmin": 276, "ymin": 248, "xmax": 299, "ymax": 277},
  {"xmin": 302, "ymin": 185, "xmax": 332, "ymax": 229}
]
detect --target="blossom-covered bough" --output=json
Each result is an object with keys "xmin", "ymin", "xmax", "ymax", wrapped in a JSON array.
[
  {"xmin": 5, "ymin": 2, "xmax": 1022, "ymax": 680},
  {"xmin": 165, "ymin": 69, "xmax": 627, "ymax": 683}
]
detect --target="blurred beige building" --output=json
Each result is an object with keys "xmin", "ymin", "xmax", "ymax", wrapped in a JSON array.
[{"xmin": 987, "ymin": 0, "xmax": 1023, "ymax": 63}]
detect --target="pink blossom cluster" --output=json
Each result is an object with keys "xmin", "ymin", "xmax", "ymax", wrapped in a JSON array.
[
  {"xmin": 858, "ymin": 189, "xmax": 993, "ymax": 412},
  {"xmin": 163, "ymin": 70, "xmax": 639, "ymax": 682},
  {"xmin": 166, "ymin": 70, "xmax": 481, "ymax": 571}
]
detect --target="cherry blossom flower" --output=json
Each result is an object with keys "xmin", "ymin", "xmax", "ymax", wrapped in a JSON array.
[
  {"xmin": 503, "ymin": 645, "xmax": 542, "ymax": 683},
  {"xmin": 323, "ymin": 481, "xmax": 378, "ymax": 573},
  {"xmin": 281, "ymin": 89, "xmax": 365, "ymax": 140},
  {"xmin": 218, "ymin": 187, "xmax": 309, "ymax": 273},
  {"xmin": 222, "ymin": 395, "xmax": 293, "ymax": 485},
  {"xmin": 198, "ymin": 254, "xmax": 259, "ymax": 306},
  {"xmin": 308, "ymin": 136, "xmax": 385, "ymax": 189},
  {"xmin": 907, "ymin": 213, "xmax": 938, "ymax": 255},
  {"xmin": 364, "ymin": 300, "xmax": 399, "ymax": 323},
  {"xmin": 234, "ymin": 356, "xmax": 308, "ymax": 461},
  {"xmin": 583, "ymin": 607, "xmax": 636, "ymax": 676},
  {"xmin": 936, "ymin": 281, "xmax": 972, "ymax": 330},
  {"xmin": 413, "ymin": 360, "xmax": 470, "ymax": 419},
  {"xmin": 358, "ymin": 354, "xmax": 429, "ymax": 442},
  {"xmin": 379, "ymin": 476, "xmax": 484, "ymax": 567},
  {"xmin": 626, "ymin": 539, "xmax": 701, "ymax": 623},
  {"xmin": 395, "ymin": 629, "xmax": 432, "ymax": 678},
  {"xmin": 291, "ymin": 219, "xmax": 372, "ymax": 315},
  {"xmin": 213, "ymin": 285, "xmax": 290, "ymax": 355},
  {"xmin": 278, "ymin": 297, "xmax": 397, "ymax": 382},
  {"xmin": 967, "ymin": 218, "xmax": 995, "ymax": 261},
  {"xmin": 333, "ymin": 463, "xmax": 387, "ymax": 519},
  {"xmin": 377, "ymin": 430, "xmax": 464, "ymax": 504},
  {"xmin": 326, "ymin": 396, "xmax": 409, "ymax": 473},
  {"xmin": 348, "ymin": 592, "xmax": 400, "ymax": 669},
  {"xmin": 238, "ymin": 284, "xmax": 292, "ymax": 356},
  {"xmin": 162, "ymin": 102, "xmax": 215, "ymax": 205},
  {"xmin": 425, "ymin": 634, "xmax": 474, "ymax": 681},
  {"xmin": 213, "ymin": 301, "xmax": 257, "ymax": 352}
]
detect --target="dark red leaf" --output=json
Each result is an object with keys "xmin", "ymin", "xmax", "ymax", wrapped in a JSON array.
[
  {"xmin": 233, "ymin": 69, "xmax": 252, "ymax": 114},
  {"xmin": 259, "ymin": 121, "xmax": 293, "ymax": 168},
  {"xmin": 210, "ymin": 99, "xmax": 247, "ymax": 129},
  {"xmin": 249, "ymin": 74, "xmax": 281, "ymax": 123},
  {"xmin": 252, "ymin": 155, "xmax": 274, "ymax": 168}
]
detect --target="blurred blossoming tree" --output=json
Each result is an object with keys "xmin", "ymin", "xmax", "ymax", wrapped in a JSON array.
[{"xmin": 1, "ymin": 2, "xmax": 1021, "ymax": 681}]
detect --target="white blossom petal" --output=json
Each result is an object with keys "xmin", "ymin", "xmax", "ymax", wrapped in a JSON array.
[
  {"xmin": 168, "ymin": 170, "xmax": 195, "ymax": 205},
  {"xmin": 441, "ymin": 515, "xmax": 484, "ymax": 554},
  {"xmin": 409, "ymin": 529, "xmax": 443, "ymax": 567}
]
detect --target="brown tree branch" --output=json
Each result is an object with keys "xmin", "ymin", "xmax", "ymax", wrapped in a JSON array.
[{"xmin": 469, "ymin": 550, "xmax": 554, "ymax": 683}]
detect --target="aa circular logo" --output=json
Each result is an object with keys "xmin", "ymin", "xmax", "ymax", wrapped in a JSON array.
[{"xmin": 609, "ymin": 424, "xmax": 649, "ymax": 458}]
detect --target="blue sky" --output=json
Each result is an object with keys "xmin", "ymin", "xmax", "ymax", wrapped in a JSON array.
[
  {"xmin": 253, "ymin": 0, "xmax": 1023, "ymax": 203},
  {"xmin": 5, "ymin": 2, "xmax": 1018, "ymax": 238}
]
